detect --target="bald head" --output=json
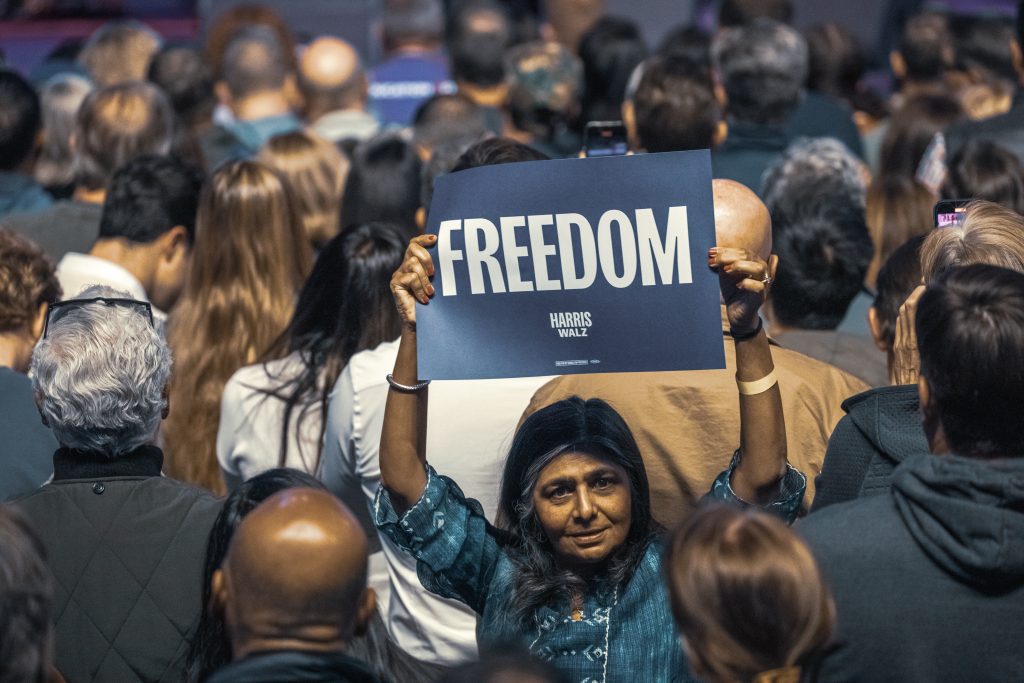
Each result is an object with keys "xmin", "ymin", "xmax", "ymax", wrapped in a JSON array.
[
  {"xmin": 712, "ymin": 178, "xmax": 772, "ymax": 260},
  {"xmin": 215, "ymin": 488, "xmax": 373, "ymax": 658},
  {"xmin": 299, "ymin": 37, "xmax": 366, "ymax": 120}
]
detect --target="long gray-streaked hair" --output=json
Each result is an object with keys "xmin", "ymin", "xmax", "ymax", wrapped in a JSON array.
[
  {"xmin": 497, "ymin": 396, "xmax": 658, "ymax": 627},
  {"xmin": 32, "ymin": 285, "xmax": 171, "ymax": 457}
]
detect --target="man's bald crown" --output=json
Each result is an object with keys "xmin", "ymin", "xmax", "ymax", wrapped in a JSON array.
[
  {"xmin": 712, "ymin": 179, "xmax": 773, "ymax": 260},
  {"xmin": 222, "ymin": 488, "xmax": 369, "ymax": 632},
  {"xmin": 300, "ymin": 37, "xmax": 362, "ymax": 91}
]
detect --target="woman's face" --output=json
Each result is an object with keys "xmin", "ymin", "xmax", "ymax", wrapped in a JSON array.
[{"xmin": 532, "ymin": 451, "xmax": 632, "ymax": 571}]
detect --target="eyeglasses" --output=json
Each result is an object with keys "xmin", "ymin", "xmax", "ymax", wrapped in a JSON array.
[{"xmin": 43, "ymin": 297, "xmax": 154, "ymax": 339}]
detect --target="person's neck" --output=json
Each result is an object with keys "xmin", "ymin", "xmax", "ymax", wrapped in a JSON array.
[
  {"xmin": 88, "ymin": 239, "xmax": 154, "ymax": 293},
  {"xmin": 73, "ymin": 186, "xmax": 106, "ymax": 205},
  {"xmin": 233, "ymin": 92, "xmax": 293, "ymax": 122},
  {"xmin": 0, "ymin": 334, "xmax": 32, "ymax": 373},
  {"xmin": 233, "ymin": 633, "xmax": 350, "ymax": 662},
  {"xmin": 309, "ymin": 100, "xmax": 366, "ymax": 123},
  {"xmin": 458, "ymin": 81, "xmax": 508, "ymax": 108},
  {"xmin": 388, "ymin": 41, "xmax": 438, "ymax": 56}
]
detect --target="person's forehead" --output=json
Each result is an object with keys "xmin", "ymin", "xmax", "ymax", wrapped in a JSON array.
[{"xmin": 536, "ymin": 451, "xmax": 626, "ymax": 482}]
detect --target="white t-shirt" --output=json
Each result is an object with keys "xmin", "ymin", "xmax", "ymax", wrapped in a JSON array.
[
  {"xmin": 56, "ymin": 252, "xmax": 167, "ymax": 321},
  {"xmin": 319, "ymin": 337, "xmax": 553, "ymax": 664},
  {"xmin": 217, "ymin": 353, "xmax": 325, "ymax": 490}
]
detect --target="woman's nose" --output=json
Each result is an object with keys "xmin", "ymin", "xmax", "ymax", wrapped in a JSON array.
[{"xmin": 573, "ymin": 489, "xmax": 597, "ymax": 521}]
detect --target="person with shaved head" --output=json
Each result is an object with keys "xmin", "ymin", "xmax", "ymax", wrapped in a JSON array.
[
  {"xmin": 207, "ymin": 488, "xmax": 378, "ymax": 683},
  {"xmin": 522, "ymin": 179, "xmax": 869, "ymax": 526},
  {"xmin": 299, "ymin": 36, "xmax": 380, "ymax": 143}
]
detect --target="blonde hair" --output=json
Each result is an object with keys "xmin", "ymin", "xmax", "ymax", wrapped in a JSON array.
[
  {"xmin": 864, "ymin": 174, "xmax": 934, "ymax": 286},
  {"xmin": 920, "ymin": 200, "xmax": 1024, "ymax": 283},
  {"xmin": 258, "ymin": 130, "xmax": 349, "ymax": 249},
  {"xmin": 666, "ymin": 505, "xmax": 834, "ymax": 683},
  {"xmin": 78, "ymin": 20, "xmax": 162, "ymax": 88},
  {"xmin": 164, "ymin": 161, "xmax": 312, "ymax": 492}
]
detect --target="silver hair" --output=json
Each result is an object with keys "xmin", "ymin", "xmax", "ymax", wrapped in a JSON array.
[
  {"xmin": 34, "ymin": 74, "xmax": 93, "ymax": 190},
  {"xmin": 762, "ymin": 137, "xmax": 867, "ymax": 208},
  {"xmin": 31, "ymin": 285, "xmax": 171, "ymax": 457}
]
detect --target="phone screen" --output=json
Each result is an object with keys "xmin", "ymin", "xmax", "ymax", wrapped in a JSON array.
[
  {"xmin": 934, "ymin": 200, "xmax": 969, "ymax": 228},
  {"xmin": 584, "ymin": 121, "xmax": 628, "ymax": 157}
]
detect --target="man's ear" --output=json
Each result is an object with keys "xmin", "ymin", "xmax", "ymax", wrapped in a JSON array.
[
  {"xmin": 30, "ymin": 302, "xmax": 47, "ymax": 343},
  {"xmin": 159, "ymin": 226, "xmax": 190, "ymax": 262},
  {"xmin": 890, "ymin": 51, "xmax": 906, "ymax": 81},
  {"xmin": 211, "ymin": 568, "xmax": 229, "ymax": 617},
  {"xmin": 215, "ymin": 81, "xmax": 232, "ymax": 108},
  {"xmin": 621, "ymin": 99, "xmax": 638, "ymax": 151},
  {"xmin": 1013, "ymin": 40, "xmax": 1024, "ymax": 85},
  {"xmin": 767, "ymin": 254, "xmax": 779, "ymax": 281},
  {"xmin": 353, "ymin": 587, "xmax": 377, "ymax": 638},
  {"xmin": 867, "ymin": 306, "xmax": 888, "ymax": 351}
]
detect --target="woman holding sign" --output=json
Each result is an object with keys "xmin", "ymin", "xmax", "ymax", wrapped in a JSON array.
[{"xmin": 374, "ymin": 234, "xmax": 806, "ymax": 682}]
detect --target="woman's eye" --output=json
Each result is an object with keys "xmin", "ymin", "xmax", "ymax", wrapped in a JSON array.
[
  {"xmin": 550, "ymin": 486, "xmax": 570, "ymax": 499},
  {"xmin": 594, "ymin": 477, "xmax": 613, "ymax": 490}
]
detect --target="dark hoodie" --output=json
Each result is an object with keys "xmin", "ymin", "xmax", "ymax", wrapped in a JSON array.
[
  {"xmin": 800, "ymin": 453, "xmax": 1024, "ymax": 682},
  {"xmin": 811, "ymin": 384, "xmax": 931, "ymax": 511}
]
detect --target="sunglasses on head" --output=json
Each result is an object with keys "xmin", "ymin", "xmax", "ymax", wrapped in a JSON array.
[{"xmin": 43, "ymin": 297, "xmax": 154, "ymax": 339}]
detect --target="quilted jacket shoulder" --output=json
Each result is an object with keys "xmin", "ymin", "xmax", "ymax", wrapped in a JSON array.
[{"xmin": 13, "ymin": 475, "xmax": 221, "ymax": 683}]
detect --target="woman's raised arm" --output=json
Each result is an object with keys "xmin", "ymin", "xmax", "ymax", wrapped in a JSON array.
[
  {"xmin": 709, "ymin": 247, "xmax": 789, "ymax": 506},
  {"xmin": 379, "ymin": 234, "xmax": 438, "ymax": 514}
]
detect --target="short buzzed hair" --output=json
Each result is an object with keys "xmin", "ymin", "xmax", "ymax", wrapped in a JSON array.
[
  {"xmin": 73, "ymin": 81, "xmax": 174, "ymax": 191},
  {"xmin": 899, "ymin": 12, "xmax": 951, "ymax": 82},
  {"xmin": 221, "ymin": 25, "xmax": 291, "ymax": 99},
  {"xmin": 713, "ymin": 19, "xmax": 808, "ymax": 126}
]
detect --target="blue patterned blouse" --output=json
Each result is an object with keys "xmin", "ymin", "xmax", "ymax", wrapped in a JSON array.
[{"xmin": 375, "ymin": 458, "xmax": 805, "ymax": 683}]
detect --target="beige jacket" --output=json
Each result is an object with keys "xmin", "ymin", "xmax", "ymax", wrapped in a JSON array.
[{"xmin": 522, "ymin": 307, "xmax": 868, "ymax": 527}]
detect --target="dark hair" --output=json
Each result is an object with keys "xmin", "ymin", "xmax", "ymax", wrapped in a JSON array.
[
  {"xmin": 873, "ymin": 235, "xmax": 924, "ymax": 349},
  {"xmin": 382, "ymin": 0, "xmax": 444, "ymax": 49},
  {"xmin": 633, "ymin": 56, "xmax": 719, "ymax": 153},
  {"xmin": 221, "ymin": 25, "xmax": 290, "ymax": 99},
  {"xmin": 497, "ymin": 397, "xmax": 657, "ymax": 627},
  {"xmin": 898, "ymin": 12, "xmax": 951, "ymax": 82},
  {"xmin": 341, "ymin": 135, "xmax": 422, "ymax": 236},
  {"xmin": 412, "ymin": 93, "xmax": 488, "ymax": 151},
  {"xmin": 0, "ymin": 69, "xmax": 41, "ymax": 171},
  {"xmin": 805, "ymin": 23, "xmax": 864, "ymax": 102},
  {"xmin": 955, "ymin": 16, "xmax": 1017, "ymax": 84},
  {"xmin": 917, "ymin": 264, "xmax": 1024, "ymax": 457},
  {"xmin": 718, "ymin": 0, "xmax": 793, "ymax": 28},
  {"xmin": 656, "ymin": 25, "xmax": 712, "ymax": 77},
  {"xmin": 769, "ymin": 179, "xmax": 873, "ymax": 329},
  {"xmin": 73, "ymin": 81, "xmax": 174, "ymax": 191},
  {"xmin": 98, "ymin": 155, "xmax": 204, "ymax": 244},
  {"xmin": 446, "ymin": 648, "xmax": 570, "ymax": 683},
  {"xmin": 578, "ymin": 16, "xmax": 648, "ymax": 124},
  {"xmin": 451, "ymin": 137, "xmax": 550, "ymax": 173},
  {"xmin": 0, "ymin": 506, "xmax": 52, "ymax": 683},
  {"xmin": 148, "ymin": 45, "xmax": 215, "ymax": 127},
  {"xmin": 712, "ymin": 19, "xmax": 808, "ymax": 126},
  {"xmin": 877, "ymin": 93, "xmax": 963, "ymax": 179},
  {"xmin": 420, "ymin": 137, "xmax": 479, "ymax": 210},
  {"xmin": 184, "ymin": 469, "xmax": 327, "ymax": 683},
  {"xmin": 447, "ymin": 1, "xmax": 512, "ymax": 87},
  {"xmin": 260, "ymin": 223, "xmax": 405, "ymax": 471},
  {"xmin": 945, "ymin": 140, "xmax": 1024, "ymax": 215}
]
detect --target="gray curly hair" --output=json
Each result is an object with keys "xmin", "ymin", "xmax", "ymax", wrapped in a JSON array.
[
  {"xmin": 762, "ymin": 137, "xmax": 866, "ymax": 209},
  {"xmin": 31, "ymin": 285, "xmax": 171, "ymax": 457}
]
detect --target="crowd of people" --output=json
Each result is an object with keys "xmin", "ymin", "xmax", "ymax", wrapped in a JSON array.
[{"xmin": 1, "ymin": 0, "xmax": 1023, "ymax": 681}]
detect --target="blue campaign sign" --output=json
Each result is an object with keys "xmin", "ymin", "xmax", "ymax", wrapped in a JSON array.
[{"xmin": 418, "ymin": 150, "xmax": 726, "ymax": 380}]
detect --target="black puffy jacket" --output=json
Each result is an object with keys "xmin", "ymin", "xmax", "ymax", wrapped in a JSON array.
[{"xmin": 10, "ymin": 446, "xmax": 221, "ymax": 683}]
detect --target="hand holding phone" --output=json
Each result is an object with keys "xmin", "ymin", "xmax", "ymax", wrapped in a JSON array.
[{"xmin": 934, "ymin": 199, "xmax": 969, "ymax": 228}]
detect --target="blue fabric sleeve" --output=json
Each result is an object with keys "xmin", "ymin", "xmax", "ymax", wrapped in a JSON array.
[
  {"xmin": 374, "ymin": 465, "xmax": 504, "ymax": 614},
  {"xmin": 704, "ymin": 451, "xmax": 807, "ymax": 524}
]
